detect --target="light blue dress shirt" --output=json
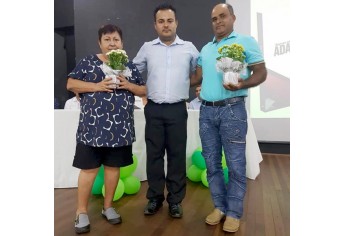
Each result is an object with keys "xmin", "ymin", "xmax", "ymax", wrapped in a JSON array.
[
  {"xmin": 133, "ymin": 35, "xmax": 199, "ymax": 104},
  {"xmin": 197, "ymin": 31, "xmax": 264, "ymax": 101},
  {"xmin": 188, "ymin": 97, "xmax": 202, "ymax": 110}
]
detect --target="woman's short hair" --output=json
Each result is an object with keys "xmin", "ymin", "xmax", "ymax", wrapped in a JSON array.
[{"xmin": 98, "ymin": 24, "xmax": 123, "ymax": 41}]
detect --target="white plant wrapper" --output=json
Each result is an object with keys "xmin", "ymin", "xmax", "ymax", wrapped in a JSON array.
[
  {"xmin": 100, "ymin": 63, "xmax": 132, "ymax": 89},
  {"xmin": 216, "ymin": 57, "xmax": 247, "ymax": 85},
  {"xmin": 223, "ymin": 71, "xmax": 240, "ymax": 85}
]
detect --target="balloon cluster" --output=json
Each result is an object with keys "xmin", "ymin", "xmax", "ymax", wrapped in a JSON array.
[
  {"xmin": 91, "ymin": 155, "xmax": 141, "ymax": 201},
  {"xmin": 187, "ymin": 148, "xmax": 228, "ymax": 187}
]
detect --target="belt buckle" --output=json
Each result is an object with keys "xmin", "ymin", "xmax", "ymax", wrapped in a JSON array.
[{"xmin": 212, "ymin": 101, "xmax": 215, "ymax": 106}]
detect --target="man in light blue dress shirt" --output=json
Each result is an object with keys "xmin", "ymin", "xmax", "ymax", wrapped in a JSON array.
[{"xmin": 133, "ymin": 3, "xmax": 199, "ymax": 218}]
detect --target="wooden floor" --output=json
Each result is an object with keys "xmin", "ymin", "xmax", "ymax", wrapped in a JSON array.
[{"xmin": 55, "ymin": 153, "xmax": 289, "ymax": 236}]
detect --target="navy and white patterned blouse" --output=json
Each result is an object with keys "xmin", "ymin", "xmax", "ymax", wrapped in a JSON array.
[{"xmin": 68, "ymin": 54, "xmax": 145, "ymax": 147}]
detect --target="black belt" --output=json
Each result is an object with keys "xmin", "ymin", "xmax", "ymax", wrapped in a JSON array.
[{"xmin": 201, "ymin": 96, "xmax": 245, "ymax": 107}]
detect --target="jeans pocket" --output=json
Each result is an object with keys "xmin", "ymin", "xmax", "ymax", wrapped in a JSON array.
[{"xmin": 227, "ymin": 101, "xmax": 247, "ymax": 121}]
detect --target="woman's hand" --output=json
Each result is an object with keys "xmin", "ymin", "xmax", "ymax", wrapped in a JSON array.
[
  {"xmin": 96, "ymin": 77, "xmax": 116, "ymax": 92},
  {"xmin": 75, "ymin": 93, "xmax": 80, "ymax": 101},
  {"xmin": 117, "ymin": 75, "xmax": 133, "ymax": 91},
  {"xmin": 115, "ymin": 75, "xmax": 146, "ymax": 97}
]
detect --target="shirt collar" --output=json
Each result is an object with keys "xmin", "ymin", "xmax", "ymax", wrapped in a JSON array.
[
  {"xmin": 152, "ymin": 35, "xmax": 185, "ymax": 46},
  {"xmin": 212, "ymin": 31, "xmax": 238, "ymax": 44}
]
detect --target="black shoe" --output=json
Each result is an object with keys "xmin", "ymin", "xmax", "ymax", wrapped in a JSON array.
[
  {"xmin": 144, "ymin": 200, "xmax": 163, "ymax": 215},
  {"xmin": 169, "ymin": 203, "xmax": 183, "ymax": 218}
]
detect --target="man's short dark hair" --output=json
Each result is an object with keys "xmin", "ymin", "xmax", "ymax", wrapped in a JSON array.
[
  {"xmin": 154, "ymin": 3, "xmax": 177, "ymax": 21},
  {"xmin": 225, "ymin": 3, "xmax": 234, "ymax": 15},
  {"xmin": 98, "ymin": 24, "xmax": 123, "ymax": 41}
]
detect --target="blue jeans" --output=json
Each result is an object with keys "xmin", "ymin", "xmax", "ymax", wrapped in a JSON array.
[{"xmin": 199, "ymin": 100, "xmax": 247, "ymax": 219}]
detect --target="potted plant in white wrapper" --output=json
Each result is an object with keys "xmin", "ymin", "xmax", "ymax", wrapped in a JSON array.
[
  {"xmin": 216, "ymin": 44, "xmax": 247, "ymax": 85},
  {"xmin": 100, "ymin": 49, "xmax": 132, "ymax": 88}
]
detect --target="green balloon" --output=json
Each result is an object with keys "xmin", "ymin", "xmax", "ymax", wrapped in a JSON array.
[
  {"xmin": 101, "ymin": 184, "xmax": 105, "ymax": 196},
  {"xmin": 113, "ymin": 179, "xmax": 125, "ymax": 201},
  {"xmin": 97, "ymin": 165, "xmax": 105, "ymax": 179},
  {"xmin": 101, "ymin": 179, "xmax": 125, "ymax": 201},
  {"xmin": 120, "ymin": 155, "xmax": 138, "ymax": 179},
  {"xmin": 91, "ymin": 175, "xmax": 104, "ymax": 195},
  {"xmin": 192, "ymin": 150, "xmax": 206, "ymax": 170},
  {"xmin": 221, "ymin": 154, "xmax": 227, "ymax": 169},
  {"xmin": 223, "ymin": 167, "xmax": 229, "ymax": 184},
  {"xmin": 187, "ymin": 165, "xmax": 203, "ymax": 182},
  {"xmin": 201, "ymin": 169, "xmax": 209, "ymax": 187},
  {"xmin": 123, "ymin": 175, "xmax": 141, "ymax": 194}
]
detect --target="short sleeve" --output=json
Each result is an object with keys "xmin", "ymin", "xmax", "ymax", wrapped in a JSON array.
[
  {"xmin": 128, "ymin": 61, "xmax": 145, "ymax": 86},
  {"xmin": 133, "ymin": 43, "xmax": 148, "ymax": 74},
  {"xmin": 189, "ymin": 43, "xmax": 200, "ymax": 72},
  {"xmin": 197, "ymin": 48, "xmax": 203, "ymax": 67},
  {"xmin": 67, "ymin": 56, "xmax": 89, "ymax": 81},
  {"xmin": 243, "ymin": 37, "xmax": 264, "ymax": 66}
]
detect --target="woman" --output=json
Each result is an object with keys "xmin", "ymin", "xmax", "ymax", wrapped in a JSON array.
[{"xmin": 66, "ymin": 24, "xmax": 146, "ymax": 234}]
